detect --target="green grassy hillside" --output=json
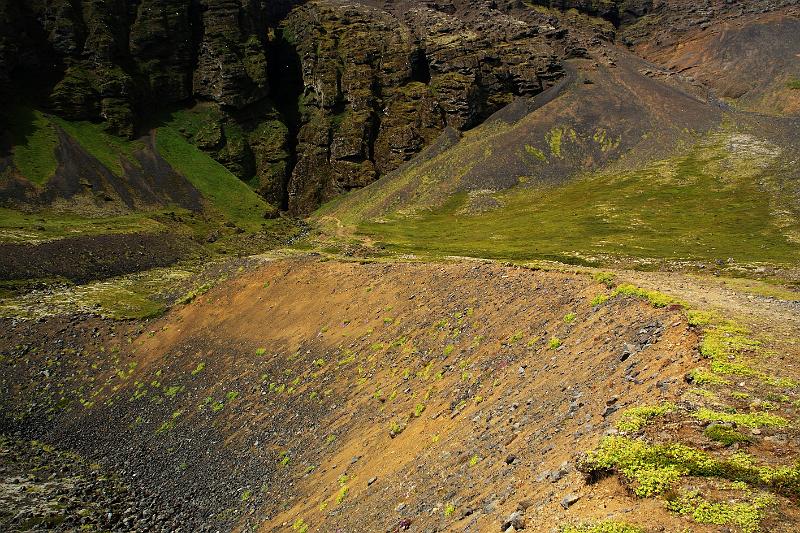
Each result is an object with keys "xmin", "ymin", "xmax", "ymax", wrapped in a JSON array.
[
  {"xmin": 1, "ymin": 108, "xmax": 276, "ymax": 241},
  {"xmin": 322, "ymin": 127, "xmax": 800, "ymax": 267}
]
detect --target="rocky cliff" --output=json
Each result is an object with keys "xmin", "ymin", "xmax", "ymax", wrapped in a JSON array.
[{"xmin": 2, "ymin": 0, "xmax": 792, "ymax": 214}]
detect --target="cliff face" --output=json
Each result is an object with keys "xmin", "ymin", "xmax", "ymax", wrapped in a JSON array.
[
  {"xmin": 0, "ymin": 0, "xmax": 604, "ymax": 213},
  {"xmin": 13, "ymin": 0, "xmax": 761, "ymax": 215},
  {"xmin": 282, "ymin": 1, "xmax": 567, "ymax": 212}
]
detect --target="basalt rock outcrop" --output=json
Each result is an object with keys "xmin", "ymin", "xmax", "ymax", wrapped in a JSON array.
[{"xmin": 3, "ymin": 0, "xmax": 793, "ymax": 214}]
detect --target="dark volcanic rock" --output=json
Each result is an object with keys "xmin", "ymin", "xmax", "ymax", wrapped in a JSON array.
[{"xmin": 8, "ymin": 0, "xmax": 779, "ymax": 212}]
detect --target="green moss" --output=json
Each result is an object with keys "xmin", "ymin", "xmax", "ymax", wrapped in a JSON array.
[
  {"xmin": 9, "ymin": 109, "xmax": 59, "ymax": 185},
  {"xmin": 291, "ymin": 518, "xmax": 309, "ymax": 533},
  {"xmin": 787, "ymin": 78, "xmax": 800, "ymax": 90},
  {"xmin": 508, "ymin": 331, "xmax": 524, "ymax": 344},
  {"xmin": 524, "ymin": 144, "xmax": 547, "ymax": 161},
  {"xmin": 590, "ymin": 293, "xmax": 609, "ymax": 306},
  {"xmin": 700, "ymin": 325, "xmax": 759, "ymax": 361},
  {"xmin": 580, "ymin": 436, "xmax": 800, "ymax": 498},
  {"xmin": 546, "ymin": 126, "xmax": 572, "ymax": 158},
  {"xmin": 389, "ymin": 420, "xmax": 405, "ymax": 437},
  {"xmin": 666, "ymin": 490, "xmax": 772, "ymax": 533},
  {"xmin": 689, "ymin": 368, "xmax": 730, "ymax": 386},
  {"xmin": 82, "ymin": 284, "xmax": 165, "ymax": 320},
  {"xmin": 560, "ymin": 522, "xmax": 644, "ymax": 533},
  {"xmin": 593, "ymin": 272, "xmax": 616, "ymax": 287},
  {"xmin": 692, "ymin": 408, "xmax": 789, "ymax": 429},
  {"xmin": 687, "ymin": 310, "xmax": 716, "ymax": 327},
  {"xmin": 616, "ymin": 403, "xmax": 674, "ymax": 433},
  {"xmin": 549, "ymin": 337, "xmax": 562, "ymax": 349},
  {"xmin": 611, "ymin": 284, "xmax": 676, "ymax": 308},
  {"xmin": 335, "ymin": 485, "xmax": 349, "ymax": 504},
  {"xmin": 444, "ymin": 503, "xmax": 456, "ymax": 517},
  {"xmin": 703, "ymin": 424, "xmax": 750, "ymax": 446},
  {"xmin": 564, "ymin": 312, "xmax": 577, "ymax": 323}
]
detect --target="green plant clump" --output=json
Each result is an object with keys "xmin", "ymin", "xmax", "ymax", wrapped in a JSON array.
[
  {"xmin": 611, "ymin": 284, "xmax": 676, "ymax": 308},
  {"xmin": 560, "ymin": 522, "xmax": 644, "ymax": 533},
  {"xmin": 692, "ymin": 408, "xmax": 789, "ymax": 429},
  {"xmin": 666, "ymin": 490, "xmax": 772, "ymax": 533},
  {"xmin": 579, "ymin": 436, "xmax": 800, "ymax": 498},
  {"xmin": 615, "ymin": 403, "xmax": 675, "ymax": 433},
  {"xmin": 291, "ymin": 518, "xmax": 309, "ymax": 533},
  {"xmin": 703, "ymin": 424, "xmax": 751, "ymax": 446}
]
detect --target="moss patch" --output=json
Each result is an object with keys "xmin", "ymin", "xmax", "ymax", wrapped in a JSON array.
[
  {"xmin": 692, "ymin": 408, "xmax": 790, "ymax": 429},
  {"xmin": 703, "ymin": 424, "xmax": 751, "ymax": 446},
  {"xmin": 579, "ymin": 436, "xmax": 800, "ymax": 498},
  {"xmin": 666, "ymin": 490, "xmax": 772, "ymax": 533},
  {"xmin": 560, "ymin": 523, "xmax": 644, "ymax": 533},
  {"xmin": 616, "ymin": 403, "xmax": 675, "ymax": 433},
  {"xmin": 8, "ymin": 109, "xmax": 59, "ymax": 185}
]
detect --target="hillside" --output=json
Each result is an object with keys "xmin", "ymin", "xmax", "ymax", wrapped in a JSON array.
[
  {"xmin": 3, "ymin": 257, "xmax": 800, "ymax": 533},
  {"xmin": 1, "ymin": 1, "xmax": 800, "ymax": 532},
  {"xmin": 316, "ymin": 10, "xmax": 800, "ymax": 269}
]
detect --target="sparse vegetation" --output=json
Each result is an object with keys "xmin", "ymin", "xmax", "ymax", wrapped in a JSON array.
[
  {"xmin": 335, "ymin": 485, "xmax": 349, "ymax": 504},
  {"xmin": 666, "ymin": 490, "xmax": 772, "ymax": 533},
  {"xmin": 704, "ymin": 424, "xmax": 751, "ymax": 446},
  {"xmin": 615, "ymin": 403, "xmax": 674, "ymax": 433},
  {"xmin": 560, "ymin": 522, "xmax": 644, "ymax": 533}
]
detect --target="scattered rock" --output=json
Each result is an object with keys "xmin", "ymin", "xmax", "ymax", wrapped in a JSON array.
[
  {"xmin": 561, "ymin": 494, "xmax": 580, "ymax": 509},
  {"xmin": 501, "ymin": 510, "xmax": 525, "ymax": 530}
]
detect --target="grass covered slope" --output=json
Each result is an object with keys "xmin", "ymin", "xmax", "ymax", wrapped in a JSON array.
[
  {"xmin": 155, "ymin": 126, "xmax": 274, "ymax": 231},
  {"xmin": 5, "ymin": 108, "xmax": 59, "ymax": 186},
  {"xmin": 318, "ymin": 55, "xmax": 800, "ymax": 268},
  {"xmin": 1, "ymin": 108, "xmax": 276, "ymax": 240},
  {"xmin": 352, "ymin": 129, "xmax": 800, "ymax": 266},
  {"xmin": 0, "ymin": 109, "xmax": 296, "ymax": 283}
]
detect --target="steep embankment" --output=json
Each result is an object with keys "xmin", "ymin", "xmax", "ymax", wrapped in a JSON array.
[
  {"xmin": 0, "ymin": 257, "xmax": 694, "ymax": 531},
  {"xmin": 623, "ymin": 5, "xmax": 800, "ymax": 116},
  {"xmin": 2, "ymin": 257, "xmax": 800, "ymax": 532}
]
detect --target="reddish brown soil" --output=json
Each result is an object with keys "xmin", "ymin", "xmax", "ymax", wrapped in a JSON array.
[{"xmin": 1, "ymin": 257, "xmax": 707, "ymax": 531}]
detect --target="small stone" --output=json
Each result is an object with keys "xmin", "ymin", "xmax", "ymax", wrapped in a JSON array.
[
  {"xmin": 505, "ymin": 454, "xmax": 516, "ymax": 465},
  {"xmin": 602, "ymin": 404, "xmax": 619, "ymax": 418},
  {"xmin": 516, "ymin": 499, "xmax": 532, "ymax": 511},
  {"xmin": 501, "ymin": 510, "xmax": 525, "ymax": 530},
  {"xmin": 367, "ymin": 476, "xmax": 377, "ymax": 486},
  {"xmin": 561, "ymin": 494, "xmax": 580, "ymax": 509}
]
